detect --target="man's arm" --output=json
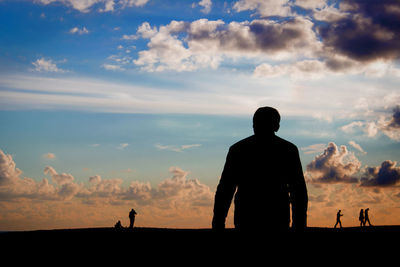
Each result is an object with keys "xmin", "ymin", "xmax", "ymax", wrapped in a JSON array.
[
  {"xmin": 212, "ymin": 148, "xmax": 238, "ymax": 230},
  {"xmin": 288, "ymin": 147, "xmax": 308, "ymax": 230}
]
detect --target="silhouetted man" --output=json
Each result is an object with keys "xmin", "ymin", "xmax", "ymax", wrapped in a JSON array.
[
  {"xmin": 129, "ymin": 208, "xmax": 137, "ymax": 229},
  {"xmin": 364, "ymin": 208, "xmax": 372, "ymax": 226},
  {"xmin": 334, "ymin": 210, "xmax": 343, "ymax": 228},
  {"xmin": 212, "ymin": 107, "xmax": 308, "ymax": 232},
  {"xmin": 359, "ymin": 209, "xmax": 365, "ymax": 227}
]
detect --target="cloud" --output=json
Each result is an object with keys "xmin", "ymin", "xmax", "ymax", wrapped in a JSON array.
[
  {"xmin": 0, "ymin": 149, "xmax": 213, "ymax": 210},
  {"xmin": 31, "ymin": 58, "xmax": 66, "ymax": 73},
  {"xmin": 305, "ymin": 142, "xmax": 361, "ymax": 184},
  {"xmin": 155, "ymin": 167, "xmax": 213, "ymax": 208},
  {"xmin": 360, "ymin": 160, "xmax": 400, "ymax": 187},
  {"xmin": 228, "ymin": 0, "xmax": 400, "ymax": 75},
  {"xmin": 294, "ymin": 0, "xmax": 326, "ymax": 10},
  {"xmin": 44, "ymin": 166, "xmax": 74, "ymax": 185},
  {"xmin": 121, "ymin": 34, "xmax": 138, "ymax": 40},
  {"xmin": 36, "ymin": 0, "xmax": 149, "ymax": 13},
  {"xmin": 340, "ymin": 106, "xmax": 400, "ymax": 141},
  {"xmin": 69, "ymin": 26, "xmax": 89, "ymax": 35},
  {"xmin": 348, "ymin": 141, "xmax": 367, "ymax": 155},
  {"xmin": 102, "ymin": 63, "xmax": 125, "ymax": 71},
  {"xmin": 0, "ymin": 150, "xmax": 57, "ymax": 200},
  {"xmin": 233, "ymin": 0, "xmax": 292, "ymax": 17},
  {"xmin": 312, "ymin": 4, "xmax": 349, "ymax": 22},
  {"xmin": 0, "ymin": 153, "xmax": 214, "ymax": 229},
  {"xmin": 340, "ymin": 121, "xmax": 364, "ymax": 134},
  {"xmin": 102, "ymin": 54, "xmax": 133, "ymax": 71},
  {"xmin": 134, "ymin": 17, "xmax": 321, "ymax": 72},
  {"xmin": 254, "ymin": 55, "xmax": 400, "ymax": 79},
  {"xmin": 0, "ymin": 150, "xmax": 23, "ymax": 186},
  {"xmin": 301, "ymin": 143, "xmax": 326, "ymax": 155},
  {"xmin": 382, "ymin": 106, "xmax": 400, "ymax": 138},
  {"xmin": 120, "ymin": 0, "xmax": 149, "ymax": 8},
  {"xmin": 318, "ymin": 0, "xmax": 400, "ymax": 63},
  {"xmin": 155, "ymin": 143, "xmax": 201, "ymax": 153},
  {"xmin": 43, "ymin": 153, "xmax": 56, "ymax": 159},
  {"xmin": 117, "ymin": 143, "xmax": 129, "ymax": 150},
  {"xmin": 98, "ymin": 0, "xmax": 115, "ymax": 12},
  {"xmin": 253, "ymin": 59, "xmax": 328, "ymax": 79},
  {"xmin": 196, "ymin": 0, "xmax": 212, "ymax": 14},
  {"xmin": 37, "ymin": 0, "xmax": 103, "ymax": 13}
]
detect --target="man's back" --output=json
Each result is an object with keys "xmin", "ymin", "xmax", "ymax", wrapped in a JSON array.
[
  {"xmin": 213, "ymin": 135, "xmax": 307, "ymax": 231},
  {"xmin": 212, "ymin": 107, "xmax": 308, "ymax": 232}
]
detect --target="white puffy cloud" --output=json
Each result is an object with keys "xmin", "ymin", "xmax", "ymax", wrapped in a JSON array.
[
  {"xmin": 340, "ymin": 106, "xmax": 400, "ymax": 141},
  {"xmin": 44, "ymin": 166, "xmax": 74, "ymax": 185},
  {"xmin": 99, "ymin": 0, "xmax": 115, "ymax": 12},
  {"xmin": 134, "ymin": 17, "xmax": 322, "ymax": 72},
  {"xmin": 31, "ymin": 58, "xmax": 66, "ymax": 73},
  {"xmin": 0, "ymin": 150, "xmax": 23, "ymax": 186},
  {"xmin": 294, "ymin": 0, "xmax": 326, "ymax": 10},
  {"xmin": 0, "ymin": 150, "xmax": 57, "ymax": 200},
  {"xmin": 305, "ymin": 142, "xmax": 361, "ymax": 184},
  {"xmin": 154, "ymin": 167, "xmax": 213, "ymax": 208},
  {"xmin": 340, "ymin": 121, "xmax": 365, "ymax": 134},
  {"xmin": 197, "ymin": 0, "xmax": 212, "ymax": 14},
  {"xmin": 312, "ymin": 4, "xmax": 349, "ymax": 22},
  {"xmin": 233, "ymin": 0, "xmax": 292, "ymax": 17},
  {"xmin": 37, "ymin": 0, "xmax": 103, "ymax": 13},
  {"xmin": 36, "ymin": 0, "xmax": 149, "ymax": 13},
  {"xmin": 69, "ymin": 26, "xmax": 89, "ymax": 35},
  {"xmin": 119, "ymin": 0, "xmax": 149, "ymax": 8}
]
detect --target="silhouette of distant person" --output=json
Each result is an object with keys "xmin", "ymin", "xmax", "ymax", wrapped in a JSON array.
[
  {"xmin": 334, "ymin": 210, "xmax": 343, "ymax": 228},
  {"xmin": 364, "ymin": 208, "xmax": 372, "ymax": 226},
  {"xmin": 359, "ymin": 209, "xmax": 365, "ymax": 227},
  {"xmin": 115, "ymin": 220, "xmax": 123, "ymax": 229},
  {"xmin": 129, "ymin": 208, "xmax": 137, "ymax": 229},
  {"xmin": 212, "ymin": 107, "xmax": 308, "ymax": 232}
]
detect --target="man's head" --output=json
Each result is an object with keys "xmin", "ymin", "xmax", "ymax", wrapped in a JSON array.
[{"xmin": 253, "ymin": 106, "xmax": 280, "ymax": 136}]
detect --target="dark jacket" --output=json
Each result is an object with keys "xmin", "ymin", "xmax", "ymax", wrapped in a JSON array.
[{"xmin": 212, "ymin": 134, "xmax": 308, "ymax": 231}]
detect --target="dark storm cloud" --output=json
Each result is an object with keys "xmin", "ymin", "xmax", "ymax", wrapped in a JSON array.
[
  {"xmin": 388, "ymin": 106, "xmax": 400, "ymax": 129},
  {"xmin": 319, "ymin": 0, "xmax": 400, "ymax": 62},
  {"xmin": 360, "ymin": 160, "xmax": 400, "ymax": 187}
]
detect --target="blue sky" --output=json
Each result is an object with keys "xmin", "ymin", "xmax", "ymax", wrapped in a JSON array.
[{"xmin": 1, "ymin": 0, "xmax": 400, "ymax": 230}]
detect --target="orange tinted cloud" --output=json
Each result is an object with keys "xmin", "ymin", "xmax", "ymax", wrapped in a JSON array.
[{"xmin": 0, "ymin": 150, "xmax": 213, "ymax": 230}]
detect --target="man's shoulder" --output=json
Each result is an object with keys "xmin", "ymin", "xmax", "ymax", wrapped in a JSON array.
[
  {"xmin": 230, "ymin": 135, "xmax": 256, "ymax": 150},
  {"xmin": 229, "ymin": 135, "xmax": 299, "ymax": 153},
  {"xmin": 274, "ymin": 136, "xmax": 299, "ymax": 151}
]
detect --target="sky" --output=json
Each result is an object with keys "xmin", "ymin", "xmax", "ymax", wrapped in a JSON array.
[{"xmin": 1, "ymin": 0, "xmax": 400, "ymax": 231}]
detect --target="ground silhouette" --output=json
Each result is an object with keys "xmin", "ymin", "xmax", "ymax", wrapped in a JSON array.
[
  {"xmin": 3, "ymin": 226, "xmax": 399, "ymax": 264},
  {"xmin": 213, "ymin": 107, "xmax": 308, "ymax": 231}
]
